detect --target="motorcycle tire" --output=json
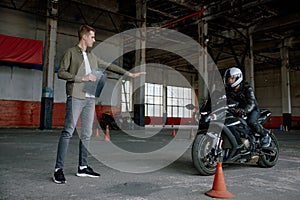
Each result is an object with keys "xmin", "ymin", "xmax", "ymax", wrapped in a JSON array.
[
  {"xmin": 111, "ymin": 121, "xmax": 120, "ymax": 130},
  {"xmin": 192, "ymin": 130, "xmax": 219, "ymax": 176},
  {"xmin": 257, "ymin": 133, "xmax": 279, "ymax": 168}
]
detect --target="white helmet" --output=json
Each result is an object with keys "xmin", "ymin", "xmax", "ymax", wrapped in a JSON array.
[{"xmin": 223, "ymin": 67, "xmax": 243, "ymax": 88}]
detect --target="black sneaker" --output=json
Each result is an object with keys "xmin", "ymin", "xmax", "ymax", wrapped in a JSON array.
[
  {"xmin": 76, "ymin": 166, "xmax": 100, "ymax": 178},
  {"xmin": 53, "ymin": 168, "xmax": 66, "ymax": 184}
]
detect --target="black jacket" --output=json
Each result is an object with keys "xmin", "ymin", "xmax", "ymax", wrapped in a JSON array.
[{"xmin": 226, "ymin": 82, "xmax": 259, "ymax": 114}]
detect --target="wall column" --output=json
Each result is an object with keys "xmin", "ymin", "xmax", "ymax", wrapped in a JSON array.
[
  {"xmin": 133, "ymin": 0, "xmax": 146, "ymax": 128},
  {"xmin": 247, "ymin": 32, "xmax": 255, "ymax": 88},
  {"xmin": 198, "ymin": 20, "xmax": 209, "ymax": 103},
  {"xmin": 40, "ymin": 0, "xmax": 58, "ymax": 129},
  {"xmin": 280, "ymin": 40, "xmax": 292, "ymax": 130}
]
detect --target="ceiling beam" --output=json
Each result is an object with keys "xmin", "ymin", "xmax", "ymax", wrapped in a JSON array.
[
  {"xmin": 202, "ymin": 0, "xmax": 273, "ymax": 21},
  {"xmin": 147, "ymin": 7, "xmax": 177, "ymax": 19},
  {"xmin": 68, "ymin": 0, "xmax": 143, "ymax": 22},
  {"xmin": 253, "ymin": 12, "xmax": 300, "ymax": 33},
  {"xmin": 165, "ymin": 0, "xmax": 199, "ymax": 11}
]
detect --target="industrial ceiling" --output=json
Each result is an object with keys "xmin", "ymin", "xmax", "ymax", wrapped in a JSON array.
[{"xmin": 1, "ymin": 0, "xmax": 299, "ymax": 73}]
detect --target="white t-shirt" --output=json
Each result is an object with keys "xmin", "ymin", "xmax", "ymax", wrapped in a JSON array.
[{"xmin": 82, "ymin": 51, "xmax": 95, "ymax": 98}]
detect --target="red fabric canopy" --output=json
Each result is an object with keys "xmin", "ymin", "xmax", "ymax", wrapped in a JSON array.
[{"xmin": 0, "ymin": 34, "xmax": 43, "ymax": 65}]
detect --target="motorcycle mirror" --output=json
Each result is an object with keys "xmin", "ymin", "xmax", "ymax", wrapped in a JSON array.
[{"xmin": 185, "ymin": 104, "xmax": 195, "ymax": 110}]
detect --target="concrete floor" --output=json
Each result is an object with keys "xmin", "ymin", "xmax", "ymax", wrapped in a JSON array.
[{"xmin": 0, "ymin": 127, "xmax": 299, "ymax": 200}]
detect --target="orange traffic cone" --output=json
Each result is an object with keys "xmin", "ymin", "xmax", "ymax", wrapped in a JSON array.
[
  {"xmin": 205, "ymin": 162, "xmax": 234, "ymax": 199},
  {"xmin": 104, "ymin": 125, "xmax": 110, "ymax": 142},
  {"xmin": 190, "ymin": 127, "xmax": 195, "ymax": 140},
  {"xmin": 95, "ymin": 127, "xmax": 100, "ymax": 138},
  {"xmin": 171, "ymin": 124, "xmax": 176, "ymax": 137}
]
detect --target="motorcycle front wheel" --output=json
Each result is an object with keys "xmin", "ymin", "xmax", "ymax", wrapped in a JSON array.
[
  {"xmin": 192, "ymin": 130, "xmax": 220, "ymax": 176},
  {"xmin": 258, "ymin": 133, "xmax": 279, "ymax": 168}
]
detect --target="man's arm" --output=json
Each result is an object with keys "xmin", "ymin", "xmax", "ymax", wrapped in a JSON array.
[
  {"xmin": 244, "ymin": 85, "xmax": 257, "ymax": 113},
  {"xmin": 58, "ymin": 50, "xmax": 84, "ymax": 83},
  {"xmin": 97, "ymin": 57, "xmax": 145, "ymax": 78}
]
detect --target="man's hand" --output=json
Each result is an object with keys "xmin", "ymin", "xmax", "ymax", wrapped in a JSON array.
[
  {"xmin": 128, "ymin": 72, "xmax": 146, "ymax": 78},
  {"xmin": 82, "ymin": 73, "xmax": 96, "ymax": 82},
  {"xmin": 235, "ymin": 108, "xmax": 245, "ymax": 116}
]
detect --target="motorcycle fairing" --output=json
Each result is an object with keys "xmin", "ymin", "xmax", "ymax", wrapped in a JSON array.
[
  {"xmin": 226, "ymin": 116, "xmax": 251, "ymax": 143},
  {"xmin": 205, "ymin": 122, "xmax": 240, "ymax": 161}
]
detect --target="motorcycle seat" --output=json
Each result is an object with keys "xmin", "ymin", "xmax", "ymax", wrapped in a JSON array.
[{"xmin": 258, "ymin": 109, "xmax": 271, "ymax": 123}]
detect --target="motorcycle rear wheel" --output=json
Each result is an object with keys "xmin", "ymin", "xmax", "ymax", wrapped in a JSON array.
[{"xmin": 192, "ymin": 130, "xmax": 219, "ymax": 176}]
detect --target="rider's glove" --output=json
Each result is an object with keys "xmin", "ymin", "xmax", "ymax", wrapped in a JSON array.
[{"xmin": 235, "ymin": 108, "xmax": 245, "ymax": 116}]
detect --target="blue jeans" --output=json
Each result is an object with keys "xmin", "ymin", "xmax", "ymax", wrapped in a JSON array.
[{"xmin": 55, "ymin": 96, "xmax": 95, "ymax": 169}]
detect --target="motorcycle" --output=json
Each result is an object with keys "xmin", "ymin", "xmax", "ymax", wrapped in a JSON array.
[
  {"xmin": 99, "ymin": 112, "xmax": 120, "ymax": 130},
  {"xmin": 186, "ymin": 95, "xmax": 279, "ymax": 176},
  {"xmin": 99, "ymin": 112, "xmax": 134, "ymax": 130},
  {"xmin": 113, "ymin": 112, "xmax": 134, "ymax": 130}
]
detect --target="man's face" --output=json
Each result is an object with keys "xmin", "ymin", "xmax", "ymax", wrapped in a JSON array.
[
  {"xmin": 228, "ymin": 77, "xmax": 236, "ymax": 85},
  {"xmin": 83, "ymin": 31, "xmax": 96, "ymax": 47}
]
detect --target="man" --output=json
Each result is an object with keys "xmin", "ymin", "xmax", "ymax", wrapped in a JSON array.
[
  {"xmin": 53, "ymin": 25, "xmax": 144, "ymax": 184},
  {"xmin": 223, "ymin": 67, "xmax": 271, "ymax": 148}
]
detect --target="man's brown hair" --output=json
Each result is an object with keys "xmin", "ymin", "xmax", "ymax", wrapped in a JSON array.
[{"xmin": 78, "ymin": 25, "xmax": 96, "ymax": 41}]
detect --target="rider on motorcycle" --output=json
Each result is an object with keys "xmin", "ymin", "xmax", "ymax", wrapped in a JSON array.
[{"xmin": 223, "ymin": 67, "xmax": 271, "ymax": 148}]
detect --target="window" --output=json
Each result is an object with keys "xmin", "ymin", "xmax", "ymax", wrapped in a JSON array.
[
  {"xmin": 145, "ymin": 83, "xmax": 163, "ymax": 117},
  {"xmin": 167, "ymin": 86, "xmax": 192, "ymax": 118},
  {"xmin": 121, "ymin": 80, "xmax": 132, "ymax": 112},
  {"xmin": 121, "ymin": 82, "xmax": 192, "ymax": 118}
]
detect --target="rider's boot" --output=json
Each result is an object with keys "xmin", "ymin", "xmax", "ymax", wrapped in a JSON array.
[{"xmin": 261, "ymin": 129, "xmax": 272, "ymax": 148}]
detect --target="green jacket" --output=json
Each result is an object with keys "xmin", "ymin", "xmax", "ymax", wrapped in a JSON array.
[{"xmin": 58, "ymin": 45, "xmax": 129, "ymax": 99}]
